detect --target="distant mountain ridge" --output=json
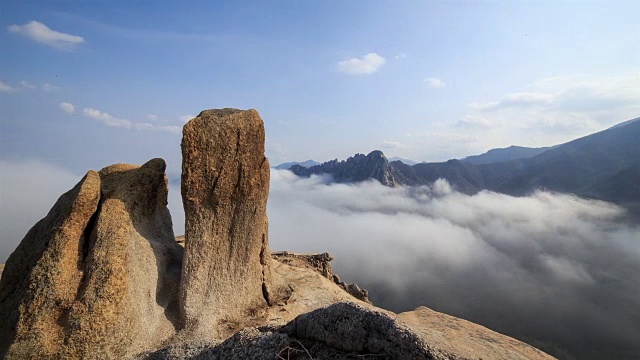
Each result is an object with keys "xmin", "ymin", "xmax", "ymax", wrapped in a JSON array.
[
  {"xmin": 461, "ymin": 145, "xmax": 550, "ymax": 165},
  {"xmin": 288, "ymin": 118, "xmax": 640, "ymax": 212},
  {"xmin": 290, "ymin": 151, "xmax": 403, "ymax": 186}
]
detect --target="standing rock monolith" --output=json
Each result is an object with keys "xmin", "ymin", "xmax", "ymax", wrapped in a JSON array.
[
  {"xmin": 0, "ymin": 159, "xmax": 183, "ymax": 359},
  {"xmin": 179, "ymin": 108, "xmax": 276, "ymax": 339}
]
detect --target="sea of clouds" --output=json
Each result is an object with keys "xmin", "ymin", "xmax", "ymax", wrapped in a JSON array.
[
  {"xmin": 267, "ymin": 169, "xmax": 640, "ymax": 359},
  {"xmin": 2, "ymin": 162, "xmax": 639, "ymax": 358}
]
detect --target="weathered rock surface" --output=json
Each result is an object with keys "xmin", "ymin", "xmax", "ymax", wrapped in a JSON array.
[
  {"xmin": 140, "ymin": 302, "xmax": 555, "ymax": 360},
  {"xmin": 0, "ymin": 170, "xmax": 101, "ymax": 359},
  {"xmin": 179, "ymin": 108, "xmax": 279, "ymax": 339},
  {"xmin": 397, "ymin": 306, "xmax": 554, "ymax": 360},
  {"xmin": 0, "ymin": 159, "xmax": 183, "ymax": 359},
  {"xmin": 272, "ymin": 251, "xmax": 371, "ymax": 303}
]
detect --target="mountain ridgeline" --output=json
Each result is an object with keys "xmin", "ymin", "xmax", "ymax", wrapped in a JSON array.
[
  {"xmin": 289, "ymin": 118, "xmax": 640, "ymax": 211},
  {"xmin": 461, "ymin": 145, "xmax": 551, "ymax": 165},
  {"xmin": 290, "ymin": 150, "xmax": 406, "ymax": 187}
]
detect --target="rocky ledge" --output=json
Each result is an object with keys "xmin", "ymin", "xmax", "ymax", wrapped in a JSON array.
[{"xmin": 0, "ymin": 108, "xmax": 554, "ymax": 359}]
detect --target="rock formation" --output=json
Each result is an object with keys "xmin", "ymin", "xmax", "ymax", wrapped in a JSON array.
[
  {"xmin": 179, "ymin": 108, "xmax": 279, "ymax": 339},
  {"xmin": 0, "ymin": 159, "xmax": 183, "ymax": 359},
  {"xmin": 139, "ymin": 302, "xmax": 554, "ymax": 360},
  {"xmin": 0, "ymin": 107, "xmax": 555, "ymax": 359},
  {"xmin": 290, "ymin": 150, "xmax": 404, "ymax": 186},
  {"xmin": 272, "ymin": 251, "xmax": 370, "ymax": 303}
]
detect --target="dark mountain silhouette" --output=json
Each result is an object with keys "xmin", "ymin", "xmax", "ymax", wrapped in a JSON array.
[
  {"xmin": 290, "ymin": 150, "xmax": 406, "ymax": 187},
  {"xmin": 461, "ymin": 145, "xmax": 550, "ymax": 165},
  {"xmin": 288, "ymin": 118, "xmax": 640, "ymax": 211},
  {"xmin": 494, "ymin": 118, "xmax": 640, "ymax": 200}
]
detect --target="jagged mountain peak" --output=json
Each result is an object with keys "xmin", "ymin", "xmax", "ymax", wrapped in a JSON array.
[{"xmin": 290, "ymin": 150, "xmax": 400, "ymax": 187}]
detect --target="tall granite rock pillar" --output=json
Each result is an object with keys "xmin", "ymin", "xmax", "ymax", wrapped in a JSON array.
[{"xmin": 180, "ymin": 108, "xmax": 275, "ymax": 338}]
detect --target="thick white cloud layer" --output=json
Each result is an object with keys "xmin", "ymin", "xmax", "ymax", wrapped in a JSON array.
[
  {"xmin": 267, "ymin": 169, "xmax": 640, "ymax": 358},
  {"xmin": 2, "ymin": 162, "xmax": 638, "ymax": 358}
]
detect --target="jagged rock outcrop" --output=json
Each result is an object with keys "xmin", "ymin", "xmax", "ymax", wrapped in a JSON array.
[
  {"xmin": 179, "ymin": 108, "xmax": 280, "ymax": 339},
  {"xmin": 0, "ymin": 159, "xmax": 183, "ymax": 359},
  {"xmin": 272, "ymin": 251, "xmax": 370, "ymax": 303},
  {"xmin": 290, "ymin": 150, "xmax": 403, "ymax": 186}
]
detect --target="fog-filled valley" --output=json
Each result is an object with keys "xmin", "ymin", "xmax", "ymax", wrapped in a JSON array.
[
  {"xmin": 266, "ymin": 170, "xmax": 640, "ymax": 359},
  {"xmin": 2, "ymin": 161, "xmax": 639, "ymax": 359}
]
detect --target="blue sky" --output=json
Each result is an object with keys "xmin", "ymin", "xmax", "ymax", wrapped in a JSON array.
[{"xmin": 1, "ymin": 0, "xmax": 639, "ymax": 176}]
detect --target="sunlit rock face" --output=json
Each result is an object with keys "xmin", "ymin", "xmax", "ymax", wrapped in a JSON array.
[
  {"xmin": 179, "ymin": 108, "xmax": 278, "ymax": 339},
  {"xmin": 0, "ymin": 159, "xmax": 183, "ymax": 359}
]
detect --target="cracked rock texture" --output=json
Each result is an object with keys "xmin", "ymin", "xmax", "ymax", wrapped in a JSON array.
[
  {"xmin": 179, "ymin": 108, "xmax": 278, "ymax": 339},
  {"xmin": 0, "ymin": 159, "xmax": 183, "ymax": 359}
]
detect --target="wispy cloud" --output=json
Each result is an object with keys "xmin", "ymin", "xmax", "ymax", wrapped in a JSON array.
[
  {"xmin": 79, "ymin": 107, "xmax": 181, "ymax": 134},
  {"xmin": 456, "ymin": 115, "xmax": 501, "ymax": 128},
  {"xmin": 41, "ymin": 83, "xmax": 60, "ymax": 92},
  {"xmin": 1, "ymin": 79, "xmax": 60, "ymax": 93},
  {"xmin": 472, "ymin": 92, "xmax": 554, "ymax": 111},
  {"xmin": 338, "ymin": 53, "xmax": 386, "ymax": 75},
  {"xmin": 59, "ymin": 102, "xmax": 75, "ymax": 114},
  {"xmin": 424, "ymin": 77, "xmax": 446, "ymax": 89},
  {"xmin": 21, "ymin": 81, "xmax": 60, "ymax": 92},
  {"xmin": 463, "ymin": 73, "xmax": 640, "ymax": 135},
  {"xmin": 8, "ymin": 20, "xmax": 85, "ymax": 50},
  {"xmin": 379, "ymin": 140, "xmax": 406, "ymax": 150},
  {"xmin": 0, "ymin": 80, "xmax": 19, "ymax": 93},
  {"xmin": 179, "ymin": 114, "xmax": 196, "ymax": 123}
]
